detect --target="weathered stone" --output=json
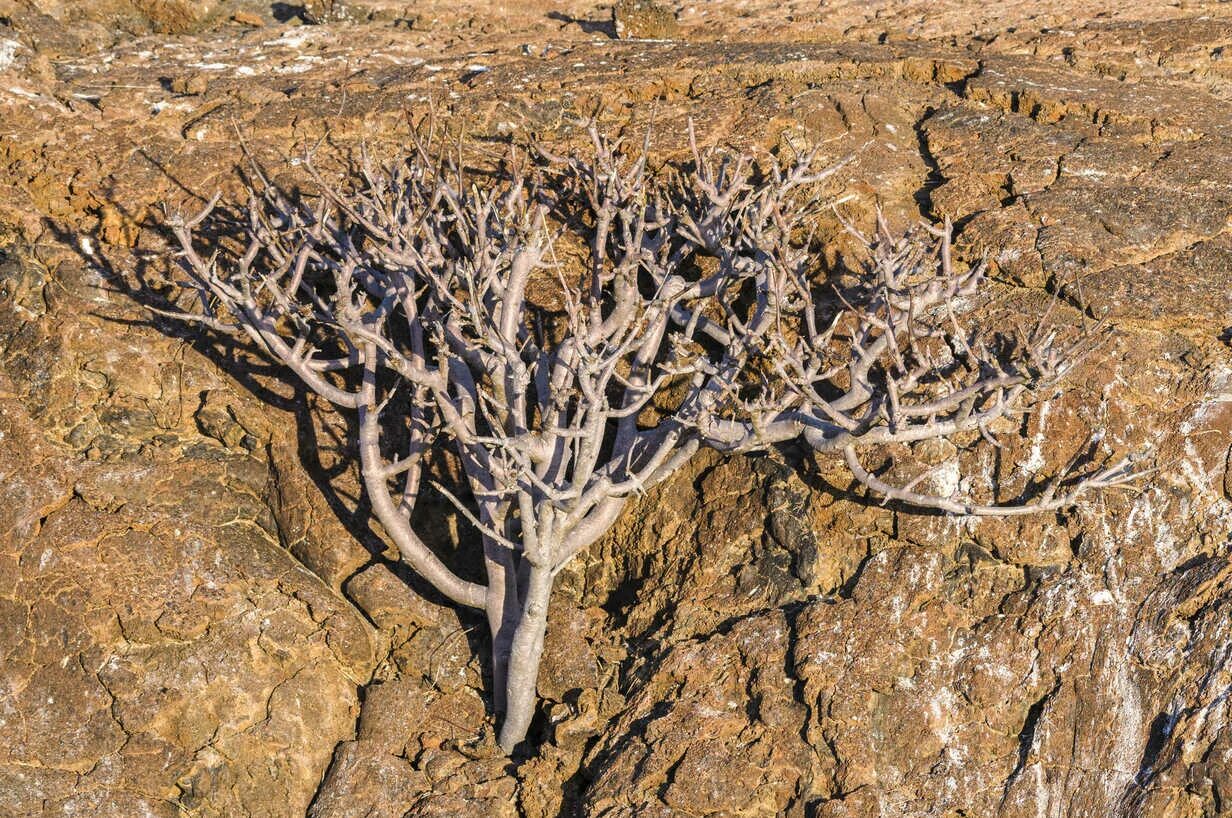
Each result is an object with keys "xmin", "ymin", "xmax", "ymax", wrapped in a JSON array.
[
  {"xmin": 309, "ymin": 741, "xmax": 429, "ymax": 818},
  {"xmin": 613, "ymin": 0, "xmax": 679, "ymax": 40},
  {"xmin": 2, "ymin": 2, "xmax": 1232, "ymax": 816},
  {"xmin": 0, "ymin": 379, "xmax": 377, "ymax": 816}
]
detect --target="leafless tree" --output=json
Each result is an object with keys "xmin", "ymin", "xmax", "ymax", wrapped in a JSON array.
[{"xmin": 162, "ymin": 121, "xmax": 1142, "ymax": 752}]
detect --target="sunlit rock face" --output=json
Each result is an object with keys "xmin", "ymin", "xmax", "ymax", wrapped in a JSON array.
[{"xmin": 1, "ymin": 1, "xmax": 1231, "ymax": 815}]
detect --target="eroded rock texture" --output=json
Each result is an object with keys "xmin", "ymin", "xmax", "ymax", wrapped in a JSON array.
[
  {"xmin": 0, "ymin": 241, "xmax": 379, "ymax": 814},
  {"xmin": 1, "ymin": 1, "xmax": 1231, "ymax": 816}
]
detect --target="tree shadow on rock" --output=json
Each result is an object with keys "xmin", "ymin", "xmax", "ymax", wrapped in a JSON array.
[{"xmin": 44, "ymin": 171, "xmax": 492, "ymax": 652}]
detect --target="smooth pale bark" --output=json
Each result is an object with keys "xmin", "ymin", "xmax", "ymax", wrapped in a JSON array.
[
  {"xmin": 484, "ymin": 537, "xmax": 520, "ymax": 717},
  {"xmin": 356, "ymin": 349, "xmax": 486, "ymax": 610},
  {"xmin": 497, "ymin": 562, "xmax": 555, "ymax": 752}
]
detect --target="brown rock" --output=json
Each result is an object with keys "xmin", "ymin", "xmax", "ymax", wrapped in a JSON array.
[
  {"xmin": 1, "ymin": 3, "xmax": 1232, "ymax": 817},
  {"xmin": 170, "ymin": 73, "xmax": 210, "ymax": 96},
  {"xmin": 131, "ymin": 0, "xmax": 219, "ymax": 35},
  {"xmin": 309, "ymin": 741, "xmax": 429, "ymax": 818},
  {"xmin": 613, "ymin": 0, "xmax": 680, "ymax": 40},
  {"xmin": 0, "ymin": 388, "xmax": 377, "ymax": 816},
  {"xmin": 232, "ymin": 10, "xmax": 266, "ymax": 27}
]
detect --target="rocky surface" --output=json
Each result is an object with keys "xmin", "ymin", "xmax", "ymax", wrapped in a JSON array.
[
  {"xmin": 1, "ymin": 1, "xmax": 1231, "ymax": 816},
  {"xmin": 0, "ymin": 203, "xmax": 380, "ymax": 815}
]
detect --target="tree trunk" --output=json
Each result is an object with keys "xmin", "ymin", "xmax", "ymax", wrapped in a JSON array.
[
  {"xmin": 484, "ymin": 537, "xmax": 520, "ymax": 718},
  {"xmin": 497, "ymin": 562, "xmax": 554, "ymax": 753}
]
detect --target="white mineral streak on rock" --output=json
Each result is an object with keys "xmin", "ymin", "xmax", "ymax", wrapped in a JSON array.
[{"xmin": 0, "ymin": 39, "xmax": 21, "ymax": 70}]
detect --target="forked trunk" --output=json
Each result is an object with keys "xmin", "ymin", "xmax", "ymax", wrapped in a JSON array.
[{"xmin": 496, "ymin": 562, "xmax": 554, "ymax": 753}]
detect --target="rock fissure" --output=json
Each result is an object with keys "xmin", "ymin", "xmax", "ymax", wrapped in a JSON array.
[{"xmin": 2, "ymin": 3, "xmax": 1232, "ymax": 816}]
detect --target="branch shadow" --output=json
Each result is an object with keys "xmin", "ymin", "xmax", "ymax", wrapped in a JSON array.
[
  {"xmin": 46, "ymin": 166, "xmax": 491, "ymax": 632},
  {"xmin": 546, "ymin": 10, "xmax": 616, "ymax": 38}
]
